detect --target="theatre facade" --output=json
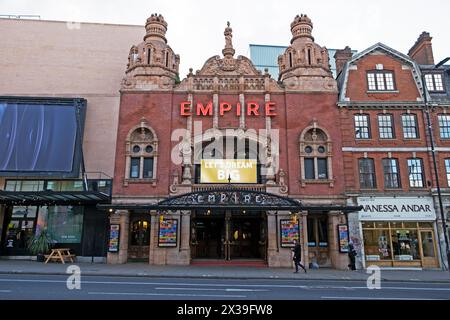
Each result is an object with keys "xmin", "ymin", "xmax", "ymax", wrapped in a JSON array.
[{"xmin": 104, "ymin": 14, "xmax": 361, "ymax": 268}]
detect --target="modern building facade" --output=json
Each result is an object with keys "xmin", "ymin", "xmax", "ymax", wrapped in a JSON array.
[{"xmin": 0, "ymin": 18, "xmax": 143, "ymax": 260}]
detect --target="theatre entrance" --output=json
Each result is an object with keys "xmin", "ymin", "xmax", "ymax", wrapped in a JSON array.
[{"xmin": 191, "ymin": 210, "xmax": 266, "ymax": 261}]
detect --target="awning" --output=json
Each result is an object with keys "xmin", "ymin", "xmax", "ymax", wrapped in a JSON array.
[
  {"xmin": 0, "ymin": 190, "xmax": 111, "ymax": 206},
  {"xmin": 96, "ymin": 189, "xmax": 362, "ymax": 213}
]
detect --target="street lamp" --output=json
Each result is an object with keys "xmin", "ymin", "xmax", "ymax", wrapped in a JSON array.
[{"xmin": 421, "ymin": 57, "xmax": 450, "ymax": 272}]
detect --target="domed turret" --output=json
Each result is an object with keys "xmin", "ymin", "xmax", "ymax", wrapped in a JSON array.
[
  {"xmin": 122, "ymin": 13, "xmax": 180, "ymax": 91},
  {"xmin": 277, "ymin": 14, "xmax": 336, "ymax": 92}
]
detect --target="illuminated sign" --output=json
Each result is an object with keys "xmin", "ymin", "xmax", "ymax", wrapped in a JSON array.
[
  {"xmin": 200, "ymin": 159, "xmax": 257, "ymax": 183},
  {"xmin": 180, "ymin": 101, "xmax": 276, "ymax": 117}
]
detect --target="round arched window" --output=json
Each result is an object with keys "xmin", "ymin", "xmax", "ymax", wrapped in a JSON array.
[
  {"xmin": 318, "ymin": 146, "xmax": 326, "ymax": 153},
  {"xmin": 305, "ymin": 146, "xmax": 313, "ymax": 154}
]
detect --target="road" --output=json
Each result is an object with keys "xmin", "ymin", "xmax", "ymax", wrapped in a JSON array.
[{"xmin": 0, "ymin": 274, "xmax": 449, "ymax": 300}]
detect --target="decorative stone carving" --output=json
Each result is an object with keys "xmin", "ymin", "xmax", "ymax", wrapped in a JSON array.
[{"xmin": 278, "ymin": 168, "xmax": 288, "ymax": 194}]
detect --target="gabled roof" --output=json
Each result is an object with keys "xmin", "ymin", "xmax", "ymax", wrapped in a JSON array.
[{"xmin": 337, "ymin": 42, "xmax": 428, "ymax": 104}]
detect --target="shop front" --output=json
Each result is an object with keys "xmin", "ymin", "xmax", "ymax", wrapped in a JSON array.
[
  {"xmin": 358, "ymin": 196, "xmax": 439, "ymax": 268},
  {"xmin": 0, "ymin": 179, "xmax": 112, "ymax": 259}
]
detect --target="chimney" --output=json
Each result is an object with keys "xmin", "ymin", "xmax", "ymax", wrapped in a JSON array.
[
  {"xmin": 334, "ymin": 46, "xmax": 353, "ymax": 76},
  {"xmin": 408, "ymin": 32, "xmax": 434, "ymax": 65}
]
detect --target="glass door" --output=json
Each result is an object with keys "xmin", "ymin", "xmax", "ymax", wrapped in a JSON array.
[
  {"xmin": 420, "ymin": 230, "xmax": 438, "ymax": 268},
  {"xmin": 128, "ymin": 217, "xmax": 150, "ymax": 261}
]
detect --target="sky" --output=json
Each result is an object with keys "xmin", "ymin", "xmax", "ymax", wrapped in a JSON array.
[{"xmin": 1, "ymin": 0, "xmax": 449, "ymax": 77}]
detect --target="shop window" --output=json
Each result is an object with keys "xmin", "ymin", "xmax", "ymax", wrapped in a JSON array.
[
  {"xmin": 299, "ymin": 124, "xmax": 333, "ymax": 185},
  {"xmin": 407, "ymin": 158, "xmax": 424, "ymax": 188},
  {"xmin": 37, "ymin": 206, "xmax": 84, "ymax": 244},
  {"xmin": 354, "ymin": 114, "xmax": 371, "ymax": 139},
  {"xmin": 392, "ymin": 229, "xmax": 420, "ymax": 260},
  {"xmin": 382, "ymin": 158, "xmax": 400, "ymax": 188},
  {"xmin": 124, "ymin": 120, "xmax": 158, "ymax": 184},
  {"xmin": 378, "ymin": 114, "xmax": 395, "ymax": 139},
  {"xmin": 401, "ymin": 114, "xmax": 419, "ymax": 139},
  {"xmin": 363, "ymin": 229, "xmax": 392, "ymax": 261},
  {"xmin": 438, "ymin": 115, "xmax": 450, "ymax": 139},
  {"xmin": 359, "ymin": 158, "xmax": 376, "ymax": 189}
]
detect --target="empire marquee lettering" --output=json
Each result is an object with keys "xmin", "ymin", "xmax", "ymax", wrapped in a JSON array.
[
  {"xmin": 362, "ymin": 204, "xmax": 432, "ymax": 213},
  {"xmin": 180, "ymin": 101, "xmax": 277, "ymax": 117},
  {"xmin": 195, "ymin": 192, "xmax": 264, "ymax": 205}
]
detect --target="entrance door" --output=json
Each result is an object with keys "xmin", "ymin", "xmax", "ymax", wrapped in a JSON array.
[
  {"xmin": 191, "ymin": 216, "xmax": 225, "ymax": 259},
  {"xmin": 229, "ymin": 217, "xmax": 261, "ymax": 259},
  {"xmin": 128, "ymin": 216, "xmax": 150, "ymax": 261},
  {"xmin": 191, "ymin": 211, "xmax": 266, "ymax": 261},
  {"xmin": 1, "ymin": 206, "xmax": 38, "ymax": 256},
  {"xmin": 307, "ymin": 215, "xmax": 330, "ymax": 266},
  {"xmin": 420, "ymin": 230, "xmax": 439, "ymax": 268}
]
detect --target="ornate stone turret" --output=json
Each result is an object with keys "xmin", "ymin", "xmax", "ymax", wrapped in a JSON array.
[
  {"xmin": 144, "ymin": 13, "xmax": 168, "ymax": 43},
  {"xmin": 290, "ymin": 14, "xmax": 314, "ymax": 43},
  {"xmin": 122, "ymin": 13, "xmax": 180, "ymax": 91},
  {"xmin": 278, "ymin": 14, "xmax": 337, "ymax": 92}
]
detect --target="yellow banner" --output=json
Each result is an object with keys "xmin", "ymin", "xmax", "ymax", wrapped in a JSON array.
[{"xmin": 200, "ymin": 159, "xmax": 257, "ymax": 183}]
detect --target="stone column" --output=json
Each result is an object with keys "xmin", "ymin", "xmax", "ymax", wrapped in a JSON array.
[
  {"xmin": 167, "ymin": 210, "xmax": 191, "ymax": 265},
  {"xmin": 267, "ymin": 211, "xmax": 292, "ymax": 267},
  {"xmin": 328, "ymin": 211, "xmax": 348, "ymax": 270},
  {"xmin": 107, "ymin": 210, "xmax": 130, "ymax": 264},
  {"xmin": 149, "ymin": 211, "xmax": 163, "ymax": 265},
  {"xmin": 300, "ymin": 211, "xmax": 309, "ymax": 268}
]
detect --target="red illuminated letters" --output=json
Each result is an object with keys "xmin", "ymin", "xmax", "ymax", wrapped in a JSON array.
[{"xmin": 180, "ymin": 101, "xmax": 277, "ymax": 117}]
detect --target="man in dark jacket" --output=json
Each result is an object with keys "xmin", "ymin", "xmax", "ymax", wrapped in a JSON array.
[
  {"xmin": 292, "ymin": 239, "xmax": 307, "ymax": 273},
  {"xmin": 348, "ymin": 240, "xmax": 357, "ymax": 270}
]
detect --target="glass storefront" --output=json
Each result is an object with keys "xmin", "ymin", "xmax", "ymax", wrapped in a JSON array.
[
  {"xmin": 362, "ymin": 221, "xmax": 438, "ymax": 267},
  {"xmin": 2, "ymin": 205, "xmax": 84, "ymax": 255}
]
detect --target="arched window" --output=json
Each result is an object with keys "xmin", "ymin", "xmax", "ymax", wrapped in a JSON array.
[
  {"xmin": 124, "ymin": 120, "xmax": 158, "ymax": 185},
  {"xmin": 299, "ymin": 123, "xmax": 333, "ymax": 187}
]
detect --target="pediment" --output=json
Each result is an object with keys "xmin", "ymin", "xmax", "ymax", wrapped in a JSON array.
[{"xmin": 197, "ymin": 55, "xmax": 263, "ymax": 76}]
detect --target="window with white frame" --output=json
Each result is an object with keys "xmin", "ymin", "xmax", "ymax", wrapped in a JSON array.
[
  {"xmin": 378, "ymin": 114, "xmax": 395, "ymax": 139},
  {"xmin": 445, "ymin": 159, "xmax": 450, "ymax": 187},
  {"xmin": 125, "ymin": 121, "xmax": 158, "ymax": 183},
  {"xmin": 382, "ymin": 158, "xmax": 400, "ymax": 188},
  {"xmin": 359, "ymin": 158, "xmax": 376, "ymax": 189},
  {"xmin": 438, "ymin": 115, "xmax": 450, "ymax": 139},
  {"xmin": 354, "ymin": 114, "xmax": 371, "ymax": 139},
  {"xmin": 402, "ymin": 114, "xmax": 419, "ymax": 139},
  {"xmin": 424, "ymin": 73, "xmax": 445, "ymax": 92},
  {"xmin": 299, "ymin": 125, "xmax": 333, "ymax": 185},
  {"xmin": 367, "ymin": 71, "xmax": 395, "ymax": 91},
  {"xmin": 407, "ymin": 158, "xmax": 424, "ymax": 188}
]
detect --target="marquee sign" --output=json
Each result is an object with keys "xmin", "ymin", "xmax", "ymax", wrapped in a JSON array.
[
  {"xmin": 157, "ymin": 189, "xmax": 302, "ymax": 210},
  {"xmin": 200, "ymin": 159, "xmax": 257, "ymax": 184}
]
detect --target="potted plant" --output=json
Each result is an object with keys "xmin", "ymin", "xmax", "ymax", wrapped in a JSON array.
[{"xmin": 28, "ymin": 230, "xmax": 52, "ymax": 262}]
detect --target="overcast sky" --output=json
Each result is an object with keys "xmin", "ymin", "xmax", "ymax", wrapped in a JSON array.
[{"xmin": 1, "ymin": 0, "xmax": 449, "ymax": 77}]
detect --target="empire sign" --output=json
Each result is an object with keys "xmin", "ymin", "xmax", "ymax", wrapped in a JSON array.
[{"xmin": 180, "ymin": 101, "xmax": 277, "ymax": 116}]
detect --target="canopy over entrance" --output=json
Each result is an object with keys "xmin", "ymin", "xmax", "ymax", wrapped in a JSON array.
[{"xmin": 97, "ymin": 189, "xmax": 362, "ymax": 213}]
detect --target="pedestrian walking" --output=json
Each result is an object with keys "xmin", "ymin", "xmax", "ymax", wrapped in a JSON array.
[
  {"xmin": 292, "ymin": 239, "xmax": 307, "ymax": 273},
  {"xmin": 348, "ymin": 240, "xmax": 357, "ymax": 271}
]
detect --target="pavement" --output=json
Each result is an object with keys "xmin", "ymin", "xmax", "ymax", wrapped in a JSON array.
[{"xmin": 0, "ymin": 259, "xmax": 449, "ymax": 283}]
